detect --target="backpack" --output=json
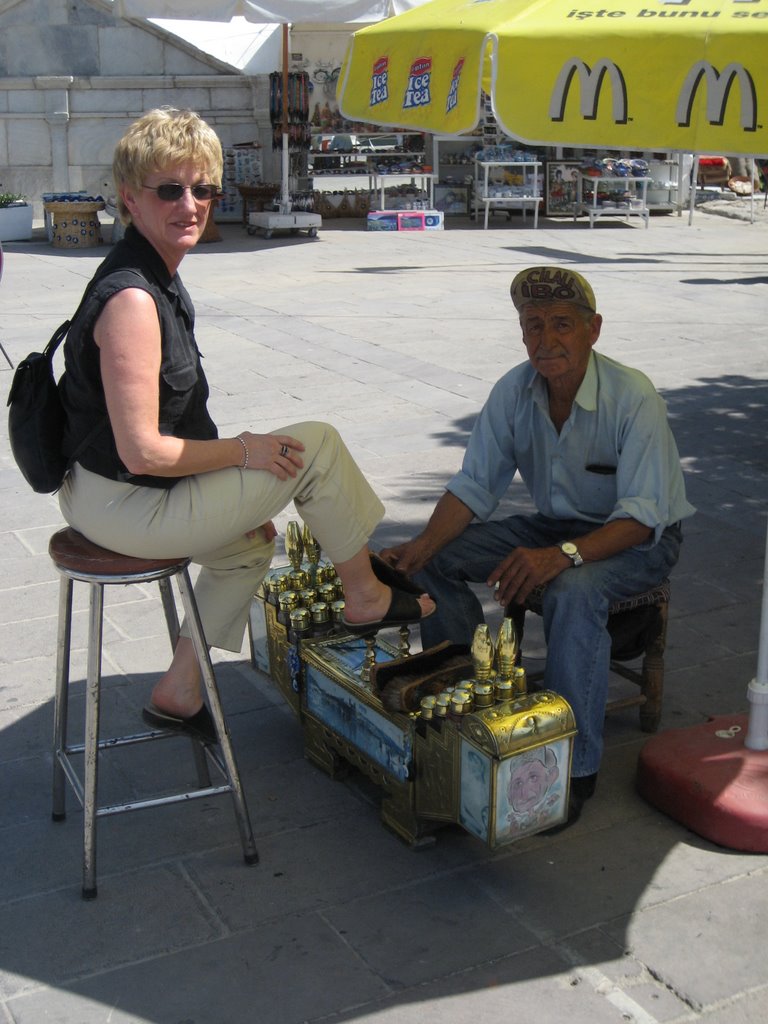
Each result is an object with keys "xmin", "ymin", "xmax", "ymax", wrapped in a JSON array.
[{"xmin": 7, "ymin": 317, "xmax": 104, "ymax": 494}]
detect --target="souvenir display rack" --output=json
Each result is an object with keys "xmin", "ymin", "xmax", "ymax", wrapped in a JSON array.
[
  {"xmin": 472, "ymin": 147, "xmax": 543, "ymax": 229},
  {"xmin": 573, "ymin": 160, "xmax": 651, "ymax": 227}
]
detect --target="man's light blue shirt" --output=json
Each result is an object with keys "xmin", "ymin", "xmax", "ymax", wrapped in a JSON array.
[{"xmin": 447, "ymin": 351, "xmax": 695, "ymax": 545}]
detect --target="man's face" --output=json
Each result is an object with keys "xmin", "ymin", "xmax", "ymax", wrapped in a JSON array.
[
  {"xmin": 508, "ymin": 759, "xmax": 555, "ymax": 812},
  {"xmin": 520, "ymin": 301, "xmax": 602, "ymax": 388}
]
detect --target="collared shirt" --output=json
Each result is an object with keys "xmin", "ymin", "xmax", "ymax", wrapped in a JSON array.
[
  {"xmin": 60, "ymin": 225, "xmax": 217, "ymax": 489},
  {"xmin": 447, "ymin": 351, "xmax": 695, "ymax": 544}
]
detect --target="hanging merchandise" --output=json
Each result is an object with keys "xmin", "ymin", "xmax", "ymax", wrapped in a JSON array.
[{"xmin": 269, "ymin": 71, "xmax": 310, "ymax": 151}]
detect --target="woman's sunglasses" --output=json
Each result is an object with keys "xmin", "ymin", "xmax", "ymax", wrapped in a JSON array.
[{"xmin": 142, "ymin": 183, "xmax": 220, "ymax": 202}]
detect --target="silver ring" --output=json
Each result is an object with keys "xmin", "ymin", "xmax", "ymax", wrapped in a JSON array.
[{"xmin": 280, "ymin": 444, "xmax": 289, "ymax": 458}]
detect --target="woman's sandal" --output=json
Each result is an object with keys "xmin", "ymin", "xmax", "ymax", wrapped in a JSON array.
[
  {"xmin": 342, "ymin": 586, "xmax": 433, "ymax": 636},
  {"xmin": 369, "ymin": 552, "xmax": 424, "ymax": 595},
  {"xmin": 142, "ymin": 702, "xmax": 218, "ymax": 745}
]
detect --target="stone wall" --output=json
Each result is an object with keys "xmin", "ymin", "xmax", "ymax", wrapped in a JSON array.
[{"xmin": 0, "ymin": 0, "xmax": 270, "ymax": 217}]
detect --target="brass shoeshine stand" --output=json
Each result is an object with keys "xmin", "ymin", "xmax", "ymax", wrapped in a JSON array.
[{"xmin": 257, "ymin": 523, "xmax": 577, "ymax": 849}]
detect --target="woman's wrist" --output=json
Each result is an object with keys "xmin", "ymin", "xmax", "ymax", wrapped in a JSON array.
[{"xmin": 235, "ymin": 433, "xmax": 249, "ymax": 469}]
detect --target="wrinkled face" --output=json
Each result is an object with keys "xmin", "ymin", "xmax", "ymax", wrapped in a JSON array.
[
  {"xmin": 508, "ymin": 759, "xmax": 557, "ymax": 812},
  {"xmin": 520, "ymin": 301, "xmax": 602, "ymax": 388},
  {"xmin": 120, "ymin": 160, "xmax": 216, "ymax": 270}
]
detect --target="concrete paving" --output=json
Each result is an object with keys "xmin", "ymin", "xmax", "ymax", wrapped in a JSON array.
[{"xmin": 0, "ymin": 206, "xmax": 766, "ymax": 1024}]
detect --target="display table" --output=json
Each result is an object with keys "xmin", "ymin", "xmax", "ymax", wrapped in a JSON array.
[
  {"xmin": 43, "ymin": 200, "xmax": 105, "ymax": 248},
  {"xmin": 574, "ymin": 174, "xmax": 651, "ymax": 228},
  {"xmin": 237, "ymin": 183, "xmax": 280, "ymax": 226},
  {"xmin": 248, "ymin": 209, "xmax": 321, "ymax": 239},
  {"xmin": 371, "ymin": 171, "xmax": 436, "ymax": 210},
  {"xmin": 473, "ymin": 160, "xmax": 542, "ymax": 229}
]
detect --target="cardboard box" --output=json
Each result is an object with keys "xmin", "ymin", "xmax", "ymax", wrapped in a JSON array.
[
  {"xmin": 366, "ymin": 211, "xmax": 399, "ymax": 230},
  {"xmin": 424, "ymin": 210, "xmax": 445, "ymax": 230}
]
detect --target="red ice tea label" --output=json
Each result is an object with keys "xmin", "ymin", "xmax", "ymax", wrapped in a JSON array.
[
  {"xmin": 403, "ymin": 57, "xmax": 432, "ymax": 110},
  {"xmin": 370, "ymin": 56, "xmax": 389, "ymax": 107},
  {"xmin": 446, "ymin": 58, "xmax": 465, "ymax": 113}
]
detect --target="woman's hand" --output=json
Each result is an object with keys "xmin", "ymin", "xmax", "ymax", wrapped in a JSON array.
[
  {"xmin": 237, "ymin": 432, "xmax": 305, "ymax": 480},
  {"xmin": 246, "ymin": 520, "xmax": 277, "ymax": 542}
]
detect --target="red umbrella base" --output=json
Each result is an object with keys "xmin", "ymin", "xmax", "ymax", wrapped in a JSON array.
[{"xmin": 637, "ymin": 714, "xmax": 768, "ymax": 853}]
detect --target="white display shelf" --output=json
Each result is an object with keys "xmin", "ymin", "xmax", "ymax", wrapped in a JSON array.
[
  {"xmin": 372, "ymin": 172, "xmax": 436, "ymax": 210},
  {"xmin": 574, "ymin": 173, "xmax": 651, "ymax": 227},
  {"xmin": 473, "ymin": 160, "xmax": 542, "ymax": 229}
]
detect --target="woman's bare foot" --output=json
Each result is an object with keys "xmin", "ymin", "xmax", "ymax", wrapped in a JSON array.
[{"xmin": 149, "ymin": 636, "xmax": 204, "ymax": 718}]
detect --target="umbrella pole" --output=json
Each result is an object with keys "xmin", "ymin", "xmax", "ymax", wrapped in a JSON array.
[
  {"xmin": 688, "ymin": 155, "xmax": 699, "ymax": 226},
  {"xmin": 280, "ymin": 22, "xmax": 291, "ymax": 215},
  {"xmin": 745, "ymin": 520, "xmax": 768, "ymax": 749}
]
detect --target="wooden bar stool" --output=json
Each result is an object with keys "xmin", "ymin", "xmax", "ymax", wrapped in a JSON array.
[
  {"xmin": 507, "ymin": 580, "xmax": 671, "ymax": 733},
  {"xmin": 49, "ymin": 527, "xmax": 258, "ymax": 899}
]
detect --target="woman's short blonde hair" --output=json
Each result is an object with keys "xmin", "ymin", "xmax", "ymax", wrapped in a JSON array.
[{"xmin": 113, "ymin": 107, "xmax": 224, "ymax": 224}]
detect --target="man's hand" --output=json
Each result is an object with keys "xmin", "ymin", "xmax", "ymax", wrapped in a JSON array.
[
  {"xmin": 379, "ymin": 536, "xmax": 433, "ymax": 577},
  {"xmin": 488, "ymin": 546, "xmax": 568, "ymax": 607}
]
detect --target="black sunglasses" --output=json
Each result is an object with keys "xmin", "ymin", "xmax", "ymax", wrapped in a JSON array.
[{"xmin": 142, "ymin": 183, "xmax": 220, "ymax": 202}]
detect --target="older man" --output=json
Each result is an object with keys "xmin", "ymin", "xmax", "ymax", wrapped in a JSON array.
[{"xmin": 382, "ymin": 266, "xmax": 694, "ymax": 825}]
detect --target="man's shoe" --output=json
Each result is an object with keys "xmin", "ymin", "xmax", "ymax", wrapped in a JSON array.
[{"xmin": 541, "ymin": 772, "xmax": 598, "ymax": 835}]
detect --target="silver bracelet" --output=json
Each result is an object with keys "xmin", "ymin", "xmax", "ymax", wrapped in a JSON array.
[{"xmin": 236, "ymin": 434, "xmax": 249, "ymax": 470}]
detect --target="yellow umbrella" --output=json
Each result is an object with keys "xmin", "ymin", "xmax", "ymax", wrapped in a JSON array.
[{"xmin": 338, "ymin": 0, "xmax": 768, "ymax": 155}]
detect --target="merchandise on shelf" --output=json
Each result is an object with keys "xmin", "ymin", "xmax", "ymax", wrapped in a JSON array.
[{"xmin": 218, "ymin": 145, "xmax": 263, "ymax": 222}]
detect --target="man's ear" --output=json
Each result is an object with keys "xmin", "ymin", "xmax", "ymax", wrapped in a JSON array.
[{"xmin": 589, "ymin": 313, "xmax": 603, "ymax": 346}]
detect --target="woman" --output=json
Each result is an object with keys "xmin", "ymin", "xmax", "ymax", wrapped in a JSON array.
[{"xmin": 58, "ymin": 107, "xmax": 433, "ymax": 744}]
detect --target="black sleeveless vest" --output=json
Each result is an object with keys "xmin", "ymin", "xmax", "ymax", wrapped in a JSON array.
[{"xmin": 60, "ymin": 226, "xmax": 218, "ymax": 489}]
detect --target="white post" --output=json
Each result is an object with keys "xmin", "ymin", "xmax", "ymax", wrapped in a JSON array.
[{"xmin": 745, "ymin": 521, "xmax": 768, "ymax": 750}]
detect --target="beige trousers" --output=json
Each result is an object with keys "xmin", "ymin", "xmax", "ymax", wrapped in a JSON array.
[{"xmin": 58, "ymin": 421, "xmax": 384, "ymax": 652}]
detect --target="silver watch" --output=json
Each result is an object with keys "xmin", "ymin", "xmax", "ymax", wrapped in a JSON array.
[{"xmin": 559, "ymin": 541, "xmax": 583, "ymax": 567}]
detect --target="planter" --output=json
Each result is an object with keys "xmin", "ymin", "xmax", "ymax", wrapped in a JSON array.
[
  {"xmin": 0, "ymin": 203, "xmax": 33, "ymax": 242},
  {"xmin": 43, "ymin": 200, "xmax": 104, "ymax": 249}
]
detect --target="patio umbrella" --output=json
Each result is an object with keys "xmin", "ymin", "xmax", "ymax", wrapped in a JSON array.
[{"xmin": 337, "ymin": 0, "xmax": 768, "ymax": 156}]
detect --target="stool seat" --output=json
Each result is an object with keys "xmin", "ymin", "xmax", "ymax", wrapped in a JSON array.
[
  {"xmin": 49, "ymin": 527, "xmax": 258, "ymax": 898},
  {"xmin": 507, "ymin": 580, "xmax": 671, "ymax": 733},
  {"xmin": 50, "ymin": 527, "xmax": 188, "ymax": 577}
]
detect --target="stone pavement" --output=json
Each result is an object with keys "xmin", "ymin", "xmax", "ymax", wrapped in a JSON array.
[{"xmin": 0, "ymin": 209, "xmax": 766, "ymax": 1024}]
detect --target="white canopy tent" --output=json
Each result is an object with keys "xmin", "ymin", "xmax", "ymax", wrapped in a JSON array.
[{"xmin": 113, "ymin": 2, "xmax": 430, "ymax": 229}]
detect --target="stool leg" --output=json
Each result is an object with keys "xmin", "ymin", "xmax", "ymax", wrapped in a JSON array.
[
  {"xmin": 82, "ymin": 581, "xmax": 105, "ymax": 900},
  {"xmin": 176, "ymin": 567, "xmax": 259, "ymax": 865},
  {"xmin": 158, "ymin": 578, "xmax": 212, "ymax": 789},
  {"xmin": 52, "ymin": 576, "xmax": 73, "ymax": 821},
  {"xmin": 639, "ymin": 604, "xmax": 667, "ymax": 733}
]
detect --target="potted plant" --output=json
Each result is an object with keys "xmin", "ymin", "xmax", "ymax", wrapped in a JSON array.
[{"xmin": 0, "ymin": 191, "xmax": 34, "ymax": 242}]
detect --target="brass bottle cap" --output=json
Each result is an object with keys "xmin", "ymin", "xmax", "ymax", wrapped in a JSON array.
[
  {"xmin": 494, "ymin": 677, "xmax": 514, "ymax": 702},
  {"xmin": 278, "ymin": 590, "xmax": 300, "ymax": 612},
  {"xmin": 318, "ymin": 582, "xmax": 338, "ymax": 603},
  {"xmin": 419, "ymin": 695, "xmax": 437, "ymax": 720},
  {"xmin": 289, "ymin": 607, "xmax": 311, "ymax": 632},
  {"xmin": 513, "ymin": 666, "xmax": 527, "ymax": 695},
  {"xmin": 289, "ymin": 569, "xmax": 310, "ymax": 591},
  {"xmin": 473, "ymin": 681, "xmax": 495, "ymax": 707},
  {"xmin": 450, "ymin": 691, "xmax": 473, "ymax": 715},
  {"xmin": 434, "ymin": 692, "xmax": 452, "ymax": 717},
  {"xmin": 330, "ymin": 598, "xmax": 346, "ymax": 622},
  {"xmin": 310, "ymin": 601, "xmax": 330, "ymax": 623},
  {"xmin": 299, "ymin": 588, "xmax": 317, "ymax": 607}
]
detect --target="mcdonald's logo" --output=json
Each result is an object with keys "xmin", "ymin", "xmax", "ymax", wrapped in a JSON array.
[
  {"xmin": 548, "ymin": 59, "xmax": 627, "ymax": 124},
  {"xmin": 676, "ymin": 61, "xmax": 757, "ymax": 132}
]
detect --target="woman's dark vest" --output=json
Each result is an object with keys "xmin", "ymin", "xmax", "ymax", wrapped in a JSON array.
[{"xmin": 59, "ymin": 226, "xmax": 217, "ymax": 489}]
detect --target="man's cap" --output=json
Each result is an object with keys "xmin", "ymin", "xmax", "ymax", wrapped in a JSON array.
[{"xmin": 510, "ymin": 266, "xmax": 596, "ymax": 313}]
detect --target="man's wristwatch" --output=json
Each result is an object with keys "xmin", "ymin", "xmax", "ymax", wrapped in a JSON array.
[{"xmin": 559, "ymin": 541, "xmax": 583, "ymax": 567}]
